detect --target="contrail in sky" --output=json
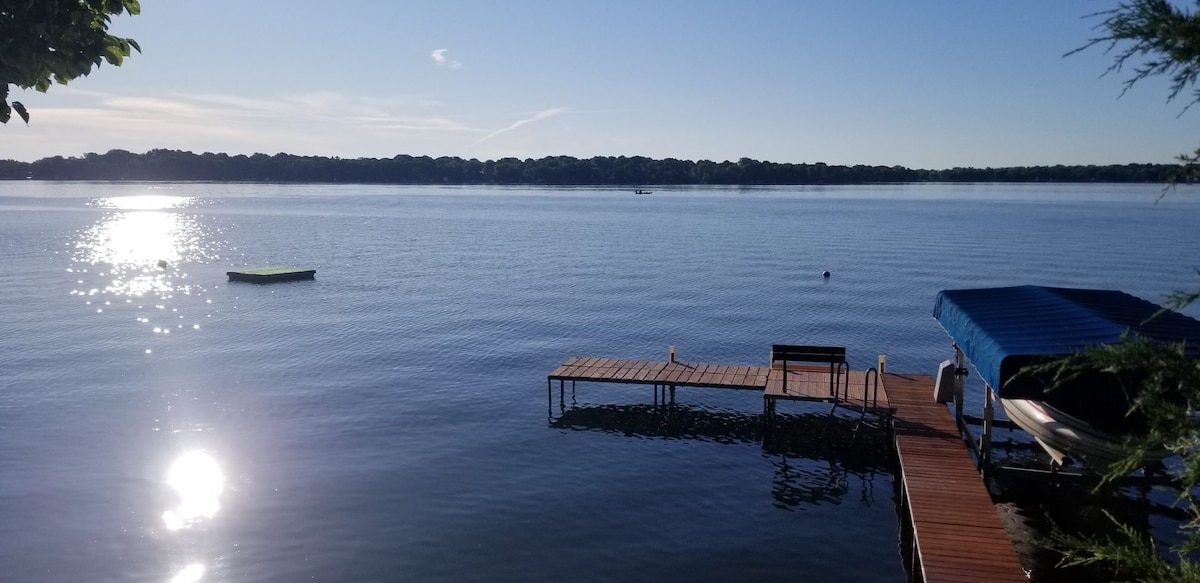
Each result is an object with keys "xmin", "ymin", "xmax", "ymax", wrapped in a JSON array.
[{"xmin": 471, "ymin": 107, "xmax": 569, "ymax": 147}]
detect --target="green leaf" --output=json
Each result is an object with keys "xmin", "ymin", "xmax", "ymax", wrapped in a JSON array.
[
  {"xmin": 103, "ymin": 43, "xmax": 124, "ymax": 65},
  {"xmin": 0, "ymin": 0, "xmax": 140, "ymax": 115},
  {"xmin": 13, "ymin": 102, "xmax": 29, "ymax": 125},
  {"xmin": 0, "ymin": 104, "xmax": 9, "ymax": 125}
]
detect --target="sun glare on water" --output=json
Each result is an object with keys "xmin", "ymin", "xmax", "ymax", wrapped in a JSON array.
[
  {"xmin": 85, "ymin": 211, "xmax": 186, "ymax": 266},
  {"xmin": 169, "ymin": 563, "xmax": 206, "ymax": 583},
  {"xmin": 73, "ymin": 195, "xmax": 215, "ymax": 298},
  {"xmin": 99, "ymin": 195, "xmax": 190, "ymax": 212},
  {"xmin": 162, "ymin": 451, "xmax": 225, "ymax": 531}
]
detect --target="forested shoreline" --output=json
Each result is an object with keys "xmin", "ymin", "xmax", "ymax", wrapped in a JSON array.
[{"xmin": 0, "ymin": 149, "xmax": 1178, "ymax": 184}]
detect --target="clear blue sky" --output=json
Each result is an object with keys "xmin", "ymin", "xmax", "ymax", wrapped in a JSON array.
[{"xmin": 4, "ymin": 1, "xmax": 1199, "ymax": 168}]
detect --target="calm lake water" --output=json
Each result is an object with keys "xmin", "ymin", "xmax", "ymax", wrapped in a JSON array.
[{"xmin": 1, "ymin": 182, "xmax": 1198, "ymax": 582}]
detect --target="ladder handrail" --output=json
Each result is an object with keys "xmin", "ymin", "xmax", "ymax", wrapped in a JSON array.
[
  {"xmin": 832, "ymin": 360, "xmax": 849, "ymax": 400},
  {"xmin": 863, "ymin": 366, "xmax": 879, "ymax": 412}
]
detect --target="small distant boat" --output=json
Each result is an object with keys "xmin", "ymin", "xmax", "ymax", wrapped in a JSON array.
[
  {"xmin": 634, "ymin": 189, "xmax": 653, "ymax": 195},
  {"xmin": 227, "ymin": 266, "xmax": 316, "ymax": 283}
]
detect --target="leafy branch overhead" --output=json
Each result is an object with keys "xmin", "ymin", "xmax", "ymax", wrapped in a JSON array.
[
  {"xmin": 0, "ymin": 0, "xmax": 141, "ymax": 125},
  {"xmin": 1071, "ymin": 1, "xmax": 1200, "ymax": 185},
  {"xmin": 1052, "ymin": 2, "xmax": 1200, "ymax": 581},
  {"xmin": 1071, "ymin": 0, "xmax": 1200, "ymax": 110}
]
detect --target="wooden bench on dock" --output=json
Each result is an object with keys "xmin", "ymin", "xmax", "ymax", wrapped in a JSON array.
[{"xmin": 767, "ymin": 344, "xmax": 849, "ymax": 399}]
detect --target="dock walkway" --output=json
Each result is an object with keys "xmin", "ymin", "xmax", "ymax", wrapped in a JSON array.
[
  {"xmin": 884, "ymin": 373, "xmax": 1027, "ymax": 582},
  {"xmin": 547, "ymin": 355, "xmax": 1029, "ymax": 581},
  {"xmin": 548, "ymin": 356, "xmax": 768, "ymax": 390}
]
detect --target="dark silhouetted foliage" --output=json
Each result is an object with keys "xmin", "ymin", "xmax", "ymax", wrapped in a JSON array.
[
  {"xmin": 0, "ymin": 149, "xmax": 1178, "ymax": 184},
  {"xmin": 1, "ymin": 0, "xmax": 141, "ymax": 125}
]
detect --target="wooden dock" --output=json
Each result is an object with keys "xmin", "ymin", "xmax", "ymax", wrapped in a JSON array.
[
  {"xmin": 548, "ymin": 356, "xmax": 885, "ymax": 414},
  {"xmin": 885, "ymin": 372, "xmax": 1027, "ymax": 582},
  {"xmin": 548, "ymin": 355, "xmax": 1029, "ymax": 581},
  {"xmin": 548, "ymin": 356, "xmax": 768, "ymax": 390}
]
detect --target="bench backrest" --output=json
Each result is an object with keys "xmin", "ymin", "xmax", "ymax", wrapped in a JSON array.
[{"xmin": 770, "ymin": 344, "xmax": 846, "ymax": 365}]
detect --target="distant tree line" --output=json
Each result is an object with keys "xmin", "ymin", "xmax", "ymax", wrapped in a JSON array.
[{"xmin": 0, "ymin": 149, "xmax": 1179, "ymax": 184}]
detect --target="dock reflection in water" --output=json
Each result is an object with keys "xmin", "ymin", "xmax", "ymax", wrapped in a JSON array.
[{"xmin": 550, "ymin": 402, "xmax": 891, "ymax": 511}]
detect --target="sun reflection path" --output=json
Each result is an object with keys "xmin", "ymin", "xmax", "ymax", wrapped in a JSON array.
[
  {"xmin": 162, "ymin": 451, "xmax": 225, "ymax": 531},
  {"xmin": 98, "ymin": 194, "xmax": 191, "ymax": 212},
  {"xmin": 69, "ymin": 194, "xmax": 225, "ymax": 346},
  {"xmin": 169, "ymin": 563, "xmax": 206, "ymax": 583},
  {"xmin": 74, "ymin": 195, "xmax": 219, "ymax": 299}
]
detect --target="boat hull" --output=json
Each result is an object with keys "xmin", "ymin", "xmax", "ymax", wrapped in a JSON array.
[{"xmin": 1000, "ymin": 398, "xmax": 1168, "ymax": 467}]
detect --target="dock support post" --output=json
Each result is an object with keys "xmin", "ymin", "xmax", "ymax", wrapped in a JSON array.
[
  {"xmin": 953, "ymin": 344, "xmax": 965, "ymax": 427},
  {"xmin": 669, "ymin": 384, "xmax": 675, "ymax": 404},
  {"xmin": 980, "ymin": 385, "xmax": 995, "ymax": 475}
]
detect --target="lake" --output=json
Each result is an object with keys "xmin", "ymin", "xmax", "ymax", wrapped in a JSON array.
[{"xmin": 1, "ymin": 182, "xmax": 1197, "ymax": 582}]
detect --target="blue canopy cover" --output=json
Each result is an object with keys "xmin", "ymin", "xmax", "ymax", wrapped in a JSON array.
[{"xmin": 933, "ymin": 285, "xmax": 1200, "ymax": 400}]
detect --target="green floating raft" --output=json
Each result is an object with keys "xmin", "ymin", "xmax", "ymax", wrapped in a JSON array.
[{"xmin": 226, "ymin": 266, "xmax": 316, "ymax": 283}]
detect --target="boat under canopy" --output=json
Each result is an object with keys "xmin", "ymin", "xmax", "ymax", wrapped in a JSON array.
[
  {"xmin": 935, "ymin": 285, "xmax": 1200, "ymax": 398},
  {"xmin": 933, "ymin": 285, "xmax": 1200, "ymax": 467}
]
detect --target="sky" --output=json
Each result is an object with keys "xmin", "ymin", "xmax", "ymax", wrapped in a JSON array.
[{"xmin": 4, "ymin": 0, "xmax": 1200, "ymax": 168}]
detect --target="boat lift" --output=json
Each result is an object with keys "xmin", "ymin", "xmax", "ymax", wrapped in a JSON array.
[{"xmin": 932, "ymin": 285, "xmax": 1200, "ymax": 479}]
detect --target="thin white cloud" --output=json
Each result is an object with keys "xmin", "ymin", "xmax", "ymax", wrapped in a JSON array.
[
  {"xmin": 101, "ymin": 96, "xmax": 211, "ymax": 119},
  {"xmin": 172, "ymin": 92, "xmax": 283, "ymax": 112},
  {"xmin": 2, "ymin": 89, "xmax": 492, "ymax": 161},
  {"xmin": 431, "ymin": 49, "xmax": 463, "ymax": 69},
  {"xmin": 351, "ymin": 116, "xmax": 487, "ymax": 132},
  {"xmin": 471, "ymin": 107, "xmax": 570, "ymax": 147},
  {"xmin": 137, "ymin": 92, "xmax": 457, "ymax": 128}
]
